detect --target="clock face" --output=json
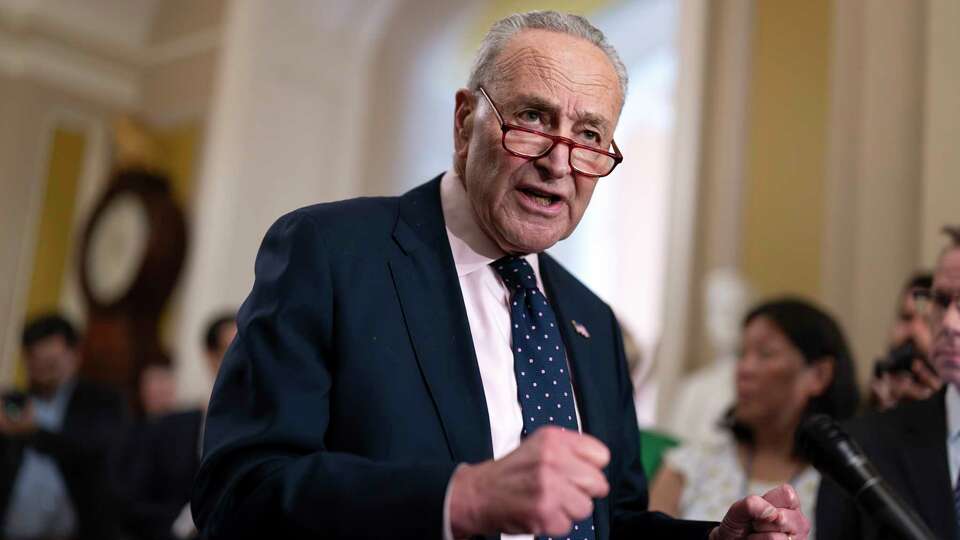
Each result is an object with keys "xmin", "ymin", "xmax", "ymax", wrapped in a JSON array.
[{"xmin": 85, "ymin": 192, "xmax": 150, "ymax": 306}]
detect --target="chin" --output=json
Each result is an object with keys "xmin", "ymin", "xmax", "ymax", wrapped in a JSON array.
[
  {"xmin": 935, "ymin": 358, "xmax": 960, "ymax": 382},
  {"xmin": 732, "ymin": 406, "xmax": 762, "ymax": 426},
  {"xmin": 503, "ymin": 236, "xmax": 560, "ymax": 255},
  {"xmin": 499, "ymin": 224, "xmax": 568, "ymax": 254}
]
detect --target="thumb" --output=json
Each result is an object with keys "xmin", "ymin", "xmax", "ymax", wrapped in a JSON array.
[
  {"xmin": 762, "ymin": 484, "xmax": 800, "ymax": 511},
  {"xmin": 718, "ymin": 495, "xmax": 777, "ymax": 536}
]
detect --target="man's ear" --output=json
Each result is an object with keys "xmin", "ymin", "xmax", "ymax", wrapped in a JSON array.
[{"xmin": 453, "ymin": 88, "xmax": 476, "ymax": 161}]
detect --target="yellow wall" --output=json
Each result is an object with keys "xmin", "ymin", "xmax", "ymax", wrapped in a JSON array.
[
  {"xmin": 24, "ymin": 128, "xmax": 86, "ymax": 320},
  {"xmin": 17, "ymin": 121, "xmax": 200, "ymax": 383},
  {"xmin": 155, "ymin": 122, "xmax": 201, "ymax": 346},
  {"xmin": 156, "ymin": 122, "xmax": 202, "ymax": 211},
  {"xmin": 741, "ymin": 0, "xmax": 832, "ymax": 300},
  {"xmin": 17, "ymin": 127, "xmax": 87, "ymax": 385}
]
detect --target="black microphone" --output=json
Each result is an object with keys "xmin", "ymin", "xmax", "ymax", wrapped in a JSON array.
[{"xmin": 798, "ymin": 414, "xmax": 936, "ymax": 540}]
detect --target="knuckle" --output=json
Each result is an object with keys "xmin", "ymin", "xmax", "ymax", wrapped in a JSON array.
[
  {"xmin": 545, "ymin": 517, "xmax": 573, "ymax": 537},
  {"xmin": 745, "ymin": 494, "xmax": 766, "ymax": 510},
  {"xmin": 576, "ymin": 498, "xmax": 595, "ymax": 520},
  {"xmin": 540, "ymin": 425, "xmax": 563, "ymax": 445},
  {"xmin": 534, "ymin": 461, "xmax": 553, "ymax": 490},
  {"xmin": 595, "ymin": 475, "xmax": 610, "ymax": 497},
  {"xmin": 537, "ymin": 443, "xmax": 556, "ymax": 466},
  {"xmin": 532, "ymin": 497, "xmax": 555, "ymax": 521}
]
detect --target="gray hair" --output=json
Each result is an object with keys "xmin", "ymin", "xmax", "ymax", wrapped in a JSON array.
[{"xmin": 467, "ymin": 11, "xmax": 628, "ymax": 100}]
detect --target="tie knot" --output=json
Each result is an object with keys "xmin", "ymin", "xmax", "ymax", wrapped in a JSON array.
[{"xmin": 492, "ymin": 256, "xmax": 538, "ymax": 291}]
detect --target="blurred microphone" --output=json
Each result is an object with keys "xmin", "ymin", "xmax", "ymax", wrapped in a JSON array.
[{"xmin": 798, "ymin": 414, "xmax": 936, "ymax": 540}]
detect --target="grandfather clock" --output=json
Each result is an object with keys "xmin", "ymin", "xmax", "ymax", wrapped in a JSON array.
[{"xmin": 77, "ymin": 166, "xmax": 187, "ymax": 410}]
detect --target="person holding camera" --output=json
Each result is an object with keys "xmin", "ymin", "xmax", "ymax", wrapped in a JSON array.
[
  {"xmin": 869, "ymin": 272, "xmax": 943, "ymax": 410},
  {"xmin": 0, "ymin": 313, "xmax": 128, "ymax": 540}
]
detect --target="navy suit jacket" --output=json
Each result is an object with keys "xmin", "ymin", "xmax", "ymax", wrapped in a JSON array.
[
  {"xmin": 192, "ymin": 177, "xmax": 716, "ymax": 539},
  {"xmin": 816, "ymin": 389, "xmax": 959, "ymax": 540}
]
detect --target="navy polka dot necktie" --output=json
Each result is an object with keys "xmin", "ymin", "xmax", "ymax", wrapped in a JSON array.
[{"xmin": 492, "ymin": 255, "xmax": 596, "ymax": 540}]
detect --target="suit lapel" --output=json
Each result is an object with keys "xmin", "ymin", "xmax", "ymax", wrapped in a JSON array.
[
  {"xmin": 539, "ymin": 253, "xmax": 612, "ymax": 540},
  {"xmin": 537, "ymin": 253, "xmax": 609, "ymax": 447},
  {"xmin": 900, "ymin": 391, "xmax": 958, "ymax": 539},
  {"xmin": 389, "ymin": 178, "xmax": 493, "ymax": 465}
]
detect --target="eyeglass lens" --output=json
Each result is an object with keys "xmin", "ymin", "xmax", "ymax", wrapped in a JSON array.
[{"xmin": 503, "ymin": 131, "xmax": 615, "ymax": 176}]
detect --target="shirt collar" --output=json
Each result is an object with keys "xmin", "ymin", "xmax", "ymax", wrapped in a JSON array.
[
  {"xmin": 440, "ymin": 169, "xmax": 540, "ymax": 278},
  {"xmin": 31, "ymin": 377, "xmax": 77, "ymax": 432},
  {"xmin": 946, "ymin": 383, "xmax": 960, "ymax": 442}
]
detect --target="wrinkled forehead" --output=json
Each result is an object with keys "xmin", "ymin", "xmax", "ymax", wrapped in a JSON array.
[
  {"xmin": 487, "ymin": 30, "xmax": 623, "ymax": 120},
  {"xmin": 935, "ymin": 247, "xmax": 960, "ymax": 290}
]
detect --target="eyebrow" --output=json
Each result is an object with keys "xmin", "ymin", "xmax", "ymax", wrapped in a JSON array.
[
  {"xmin": 932, "ymin": 287, "xmax": 960, "ymax": 295},
  {"xmin": 506, "ymin": 93, "xmax": 612, "ymax": 135}
]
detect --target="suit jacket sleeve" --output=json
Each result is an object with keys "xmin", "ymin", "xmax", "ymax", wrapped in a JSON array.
[
  {"xmin": 606, "ymin": 313, "xmax": 717, "ymax": 539},
  {"xmin": 815, "ymin": 475, "xmax": 862, "ymax": 540},
  {"xmin": 191, "ymin": 211, "xmax": 456, "ymax": 540}
]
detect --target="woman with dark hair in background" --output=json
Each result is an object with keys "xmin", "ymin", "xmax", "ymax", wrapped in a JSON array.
[{"xmin": 650, "ymin": 298, "xmax": 860, "ymax": 538}]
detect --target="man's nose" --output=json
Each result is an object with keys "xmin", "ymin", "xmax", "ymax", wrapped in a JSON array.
[
  {"xmin": 535, "ymin": 141, "xmax": 572, "ymax": 180},
  {"xmin": 943, "ymin": 299, "xmax": 960, "ymax": 333}
]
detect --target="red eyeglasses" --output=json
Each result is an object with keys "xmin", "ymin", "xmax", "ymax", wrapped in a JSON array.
[{"xmin": 478, "ymin": 86, "xmax": 623, "ymax": 178}]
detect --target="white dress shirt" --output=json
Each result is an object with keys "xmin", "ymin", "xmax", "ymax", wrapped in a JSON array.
[
  {"xmin": 439, "ymin": 170, "xmax": 581, "ymax": 540},
  {"xmin": 945, "ymin": 383, "xmax": 960, "ymax": 486}
]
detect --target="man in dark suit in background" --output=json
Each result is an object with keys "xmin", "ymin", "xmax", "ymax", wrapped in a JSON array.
[
  {"xmin": 193, "ymin": 11, "xmax": 809, "ymax": 540},
  {"xmin": 112, "ymin": 313, "xmax": 236, "ymax": 540},
  {"xmin": 0, "ymin": 313, "xmax": 127, "ymax": 540},
  {"xmin": 817, "ymin": 226, "xmax": 960, "ymax": 540}
]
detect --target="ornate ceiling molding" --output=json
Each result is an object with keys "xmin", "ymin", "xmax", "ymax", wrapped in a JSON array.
[{"xmin": 0, "ymin": 2, "xmax": 221, "ymax": 108}]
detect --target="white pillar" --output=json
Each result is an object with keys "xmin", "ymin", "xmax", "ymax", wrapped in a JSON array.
[{"xmin": 174, "ymin": 0, "xmax": 396, "ymax": 404}]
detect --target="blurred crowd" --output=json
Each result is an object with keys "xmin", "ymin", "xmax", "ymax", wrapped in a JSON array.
[
  {"xmin": 647, "ymin": 225, "xmax": 959, "ymax": 539},
  {"xmin": 1, "ymin": 225, "xmax": 958, "ymax": 540},
  {"xmin": 0, "ymin": 312, "xmax": 235, "ymax": 540}
]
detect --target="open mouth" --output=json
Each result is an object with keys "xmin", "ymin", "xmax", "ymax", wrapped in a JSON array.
[{"xmin": 519, "ymin": 187, "xmax": 561, "ymax": 207}]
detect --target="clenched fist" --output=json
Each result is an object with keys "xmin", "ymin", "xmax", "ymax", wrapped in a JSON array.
[
  {"xmin": 449, "ymin": 426, "xmax": 610, "ymax": 538},
  {"xmin": 710, "ymin": 484, "xmax": 811, "ymax": 540}
]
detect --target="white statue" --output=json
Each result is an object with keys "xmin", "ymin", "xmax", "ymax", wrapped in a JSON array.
[{"xmin": 664, "ymin": 267, "xmax": 752, "ymax": 442}]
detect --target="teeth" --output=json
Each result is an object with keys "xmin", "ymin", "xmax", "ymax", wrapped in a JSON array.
[{"xmin": 533, "ymin": 195, "xmax": 552, "ymax": 206}]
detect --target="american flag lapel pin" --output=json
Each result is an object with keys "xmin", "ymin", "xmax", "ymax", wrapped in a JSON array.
[{"xmin": 571, "ymin": 320, "xmax": 590, "ymax": 339}]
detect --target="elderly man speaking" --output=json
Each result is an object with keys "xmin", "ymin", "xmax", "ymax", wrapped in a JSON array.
[{"xmin": 192, "ymin": 11, "xmax": 809, "ymax": 540}]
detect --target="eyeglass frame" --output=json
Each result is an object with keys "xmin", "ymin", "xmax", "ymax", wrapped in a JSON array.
[
  {"xmin": 911, "ymin": 287, "xmax": 960, "ymax": 320},
  {"xmin": 477, "ymin": 86, "xmax": 624, "ymax": 178}
]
